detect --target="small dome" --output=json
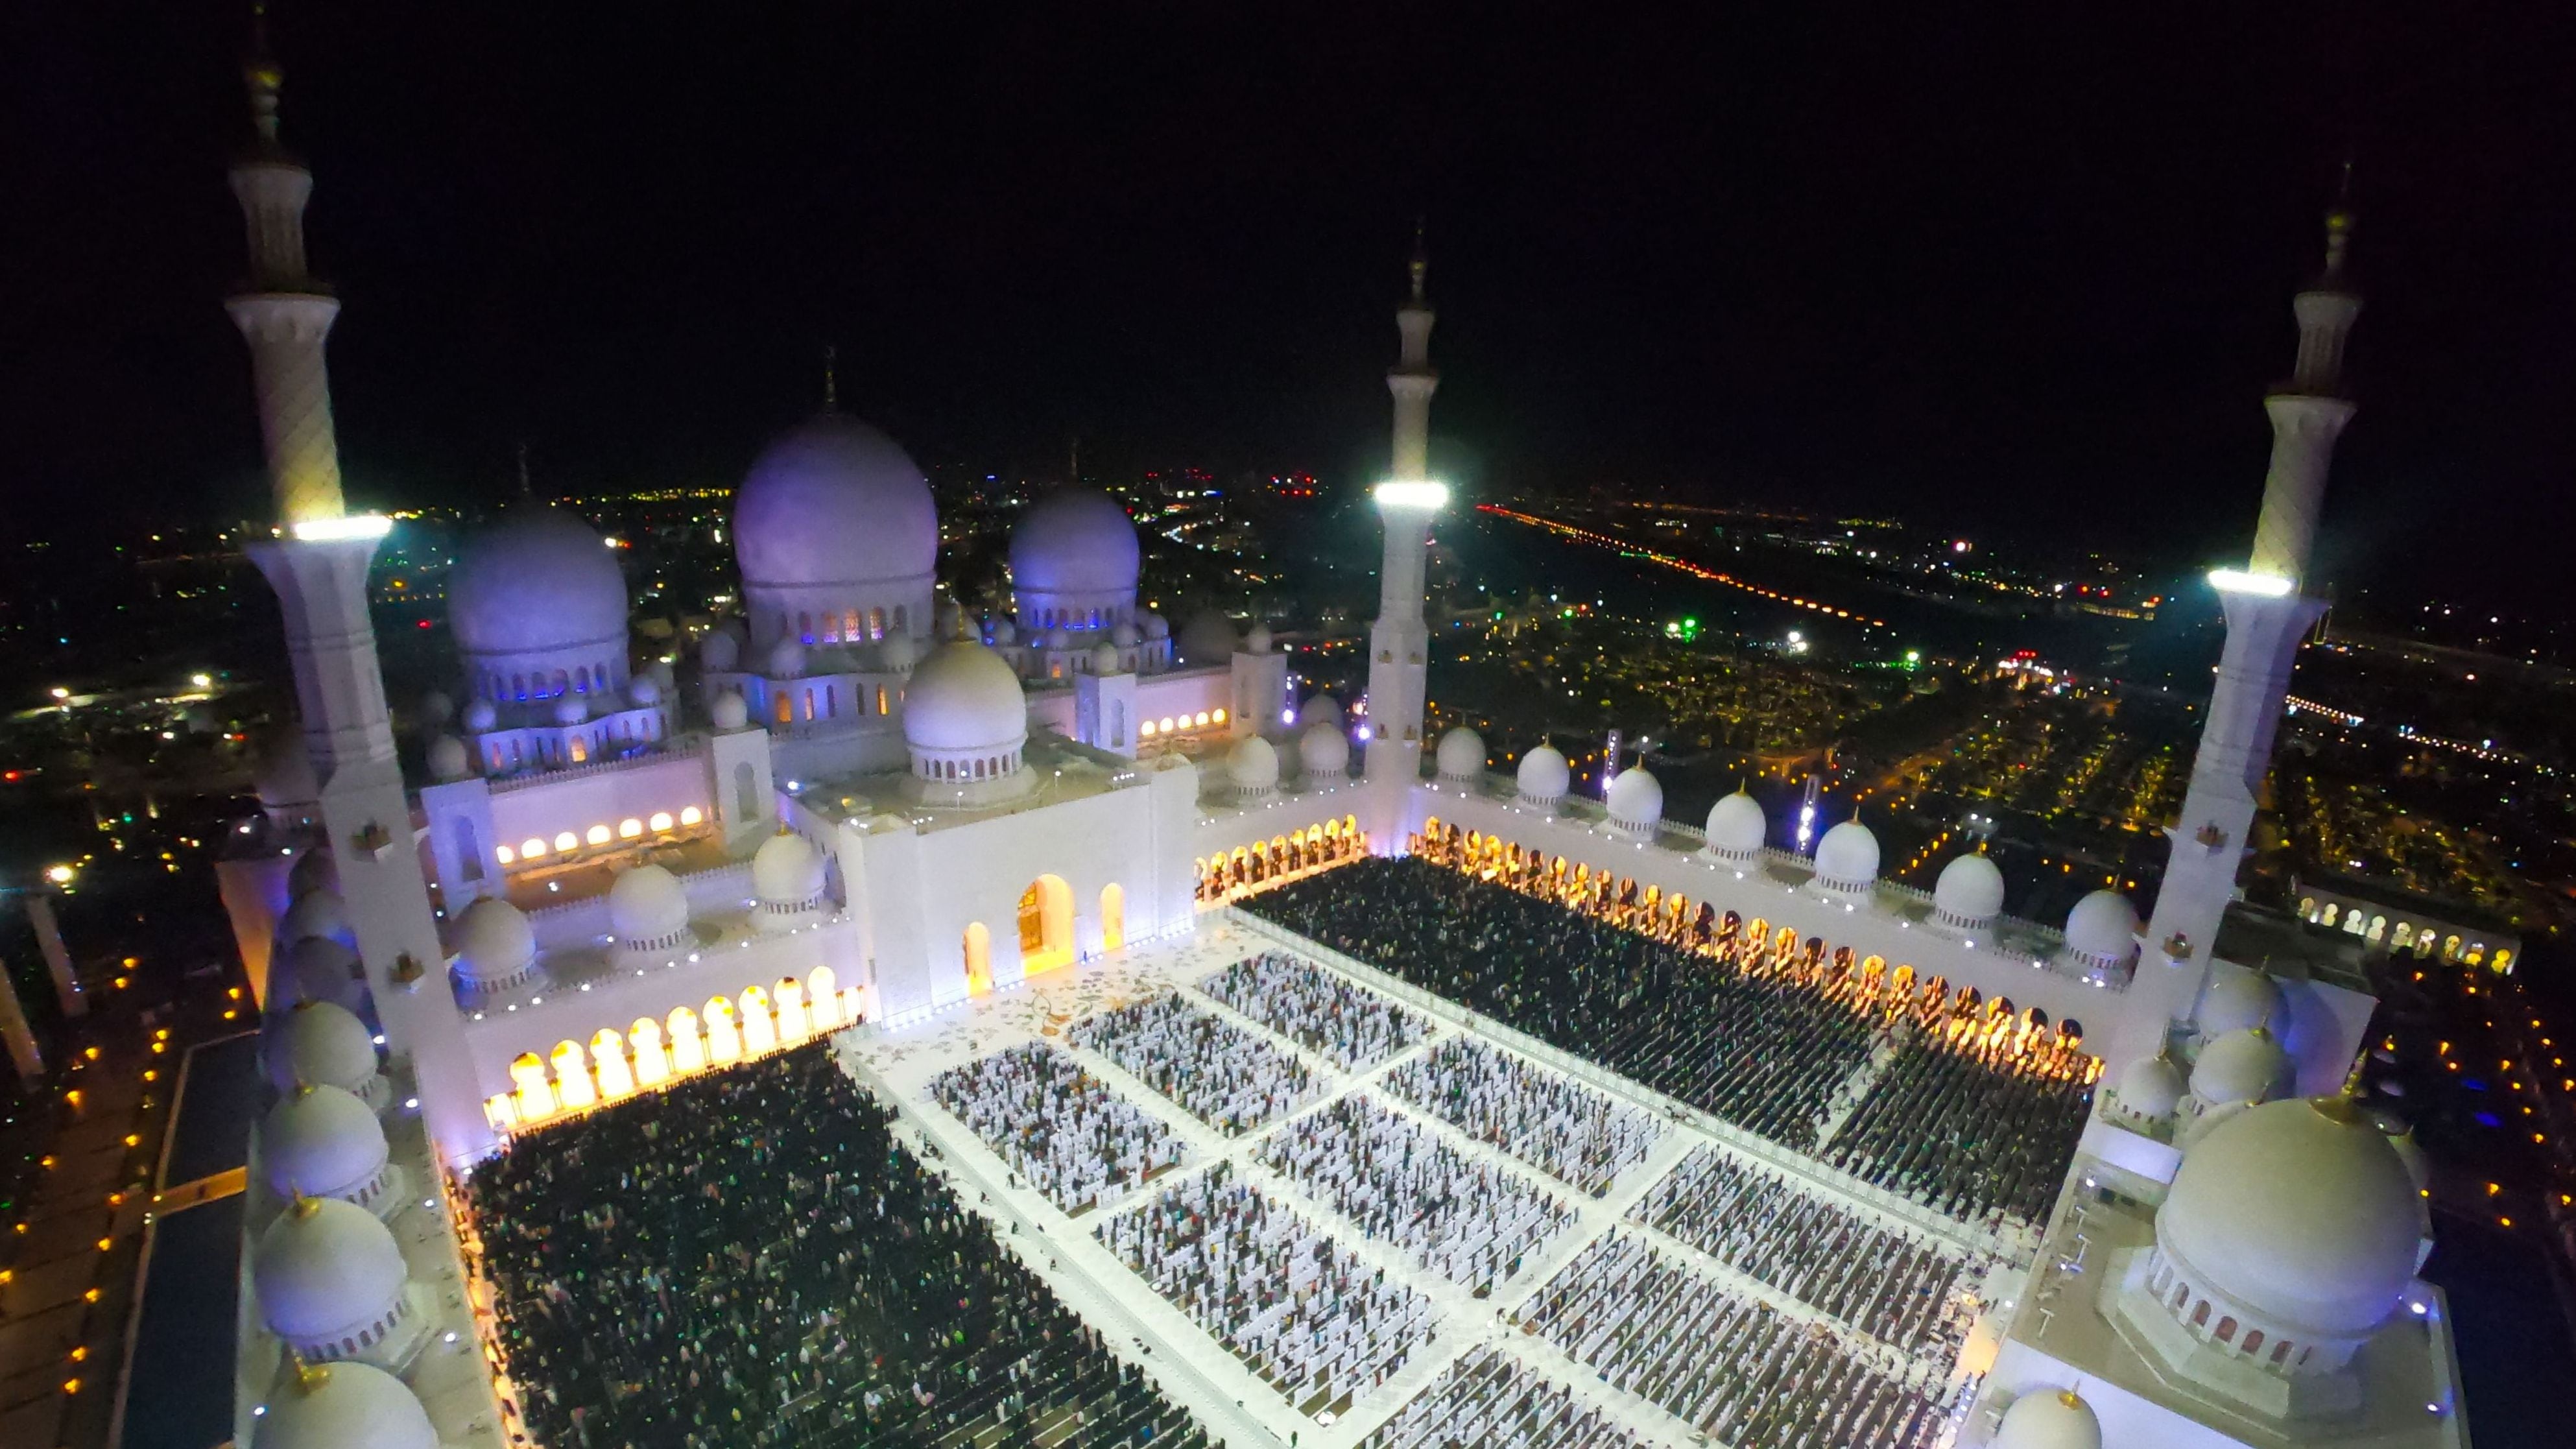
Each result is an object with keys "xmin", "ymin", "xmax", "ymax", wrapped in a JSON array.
[
  {"xmin": 992, "ymin": 617, "xmax": 1019, "ymax": 646},
  {"xmin": 1934, "ymin": 852, "xmax": 2006, "ymax": 921},
  {"xmin": 1814, "ymin": 819, "xmax": 1880, "ymax": 888},
  {"xmin": 903, "ymin": 642, "xmax": 1028, "ymax": 754},
  {"xmin": 460, "ymin": 698, "xmax": 498, "ymax": 733},
  {"xmin": 2191, "ymin": 1026, "xmax": 2289, "ymax": 1107},
  {"xmin": 1704, "ymin": 791, "xmax": 1767, "ymax": 855},
  {"xmin": 2116, "ymin": 1052, "xmax": 2186, "ymax": 1121},
  {"xmin": 1435, "ymin": 726, "xmax": 1485, "ymax": 780},
  {"xmin": 733, "ymin": 414, "xmax": 938, "ymax": 590},
  {"xmin": 1009, "ymin": 489, "xmax": 1140, "ymax": 597},
  {"xmin": 699, "ymin": 624, "xmax": 743, "ymax": 672},
  {"xmin": 2065, "ymin": 889, "xmax": 2140, "ymax": 962},
  {"xmin": 251, "ymin": 1195, "xmax": 407, "ymax": 1346},
  {"xmin": 647, "ymin": 659, "xmax": 677, "ymax": 691},
  {"xmin": 1301, "ymin": 694, "xmax": 1344, "ymax": 730},
  {"xmin": 1141, "ymin": 613, "xmax": 1171, "ymax": 641},
  {"xmin": 1089, "ymin": 641, "xmax": 1123, "ymax": 675},
  {"xmin": 2159, "ymin": 1097, "xmax": 2422, "ymax": 1339},
  {"xmin": 1298, "ymin": 722, "xmax": 1350, "ymax": 778},
  {"xmin": 261, "ymin": 1084, "xmax": 389, "ymax": 1201},
  {"xmin": 551, "ymin": 695, "xmax": 590, "ymax": 726},
  {"xmin": 278, "ymin": 890, "xmax": 353, "ymax": 950},
  {"xmin": 752, "ymin": 832, "xmax": 826, "ymax": 905},
  {"xmin": 263, "ymin": 1001, "xmax": 379, "ymax": 1096},
  {"xmin": 417, "ymin": 690, "xmax": 453, "ymax": 726},
  {"xmin": 1994, "ymin": 1389, "xmax": 2101, "ymax": 1449},
  {"xmin": 711, "ymin": 690, "xmax": 750, "ymax": 730},
  {"xmin": 452, "ymin": 897, "xmax": 536, "ymax": 985},
  {"xmin": 627, "ymin": 675, "xmax": 662, "ymax": 707},
  {"xmin": 1178, "ymin": 611, "xmax": 1238, "ymax": 666},
  {"xmin": 1605, "ymin": 767, "xmax": 1664, "ymax": 830},
  {"xmin": 1516, "ymin": 744, "xmax": 1569, "ymax": 801},
  {"xmin": 1110, "ymin": 621, "xmax": 1141, "ymax": 649},
  {"xmin": 767, "ymin": 638, "xmax": 807, "ymax": 678},
  {"xmin": 1041, "ymin": 626, "xmax": 1072, "ymax": 651},
  {"xmin": 285, "ymin": 936, "xmax": 365, "ymax": 1013},
  {"xmin": 254, "ymin": 724, "xmax": 319, "ymax": 813},
  {"xmin": 2200, "ymin": 967, "xmax": 2286, "ymax": 1038},
  {"xmin": 425, "ymin": 734, "xmax": 470, "ymax": 782},
  {"xmin": 286, "ymin": 848, "xmax": 338, "ymax": 902},
  {"xmin": 447, "ymin": 509, "xmax": 628, "ymax": 660},
  {"xmin": 1230, "ymin": 735, "xmax": 1280, "ymax": 793},
  {"xmin": 1245, "ymin": 623, "xmax": 1274, "ymax": 654},
  {"xmin": 252, "ymin": 1360, "xmax": 439, "ymax": 1449},
  {"xmin": 877, "ymin": 633, "xmax": 918, "ymax": 672},
  {"xmin": 608, "ymin": 865, "xmax": 689, "ymax": 944}
]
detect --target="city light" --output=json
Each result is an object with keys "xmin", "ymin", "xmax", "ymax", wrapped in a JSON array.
[
  {"xmin": 44, "ymin": 865, "xmax": 74, "ymax": 885},
  {"xmin": 49, "ymin": 686, "xmax": 69, "ymax": 701},
  {"xmin": 288, "ymin": 513, "xmax": 394, "ymax": 542},
  {"xmin": 2208, "ymin": 568, "xmax": 2294, "ymax": 597},
  {"xmin": 1372, "ymin": 480, "xmax": 1449, "ymax": 510},
  {"xmin": 189, "ymin": 673, "xmax": 212, "ymax": 689}
]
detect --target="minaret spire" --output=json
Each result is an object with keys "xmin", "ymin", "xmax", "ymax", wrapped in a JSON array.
[
  {"xmin": 1364, "ymin": 224, "xmax": 1446, "ymax": 791},
  {"xmin": 822, "ymin": 342, "xmax": 839, "ymax": 412}
]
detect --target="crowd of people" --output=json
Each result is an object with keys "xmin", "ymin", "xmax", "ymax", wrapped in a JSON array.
[
  {"xmin": 1627, "ymin": 1146, "xmax": 1985, "ymax": 1355},
  {"xmin": 1824, "ymin": 1030, "xmax": 2093, "ymax": 1226},
  {"xmin": 1243, "ymin": 857, "xmax": 1877, "ymax": 1149},
  {"xmin": 927, "ymin": 1041, "xmax": 1186, "ymax": 1214},
  {"xmin": 462, "ymin": 1043, "xmax": 1208, "ymax": 1448},
  {"xmin": 1257, "ymin": 1094, "xmax": 1575, "ymax": 1293},
  {"xmin": 1381, "ymin": 1038, "xmax": 1664, "ymax": 1197},
  {"xmin": 1196, "ymin": 952, "xmax": 1431, "ymax": 1071},
  {"xmin": 1524, "ymin": 1233, "xmax": 1963, "ymax": 1449},
  {"xmin": 1358, "ymin": 1345, "xmax": 1648, "ymax": 1449},
  {"xmin": 1097, "ymin": 1162, "xmax": 1429, "ymax": 1416},
  {"xmin": 1068, "ymin": 991, "xmax": 1321, "ymax": 1136}
]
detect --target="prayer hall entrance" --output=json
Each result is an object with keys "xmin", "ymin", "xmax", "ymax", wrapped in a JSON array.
[
  {"xmin": 962, "ymin": 921, "xmax": 993, "ymax": 996},
  {"xmin": 1100, "ymin": 883, "xmax": 1126, "ymax": 952},
  {"xmin": 1018, "ymin": 875, "xmax": 1075, "ymax": 976}
]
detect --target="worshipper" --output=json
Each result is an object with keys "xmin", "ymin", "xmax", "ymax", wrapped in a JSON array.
[
  {"xmin": 928, "ymin": 1040, "xmax": 1188, "ymax": 1213},
  {"xmin": 1358, "ymin": 1344, "xmax": 1649, "ymax": 1449},
  {"xmin": 1382, "ymin": 1037, "xmax": 1664, "ymax": 1196},
  {"xmin": 1197, "ymin": 953, "xmax": 1431, "ymax": 1071},
  {"xmin": 1069, "ymin": 991, "xmax": 1320, "ymax": 1135}
]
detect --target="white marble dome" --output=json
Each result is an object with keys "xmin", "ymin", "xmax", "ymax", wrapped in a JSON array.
[
  {"xmin": 766, "ymin": 638, "xmax": 807, "ymax": 679},
  {"xmin": 1299, "ymin": 721, "xmax": 1350, "ymax": 779},
  {"xmin": 1933, "ymin": 852, "xmax": 2006, "ymax": 924},
  {"xmin": 753, "ymin": 831, "xmax": 826, "ymax": 905},
  {"xmin": 1435, "ymin": 726, "xmax": 1485, "ymax": 781},
  {"xmin": 261, "ymin": 1083, "xmax": 389, "ymax": 1203},
  {"xmin": 733, "ymin": 414, "xmax": 937, "ymax": 592},
  {"xmin": 1813, "ymin": 819, "xmax": 1880, "ymax": 891},
  {"xmin": 278, "ymin": 889, "xmax": 354, "ymax": 950},
  {"xmin": 417, "ymin": 689, "xmax": 453, "ymax": 726},
  {"xmin": 285, "ymin": 936, "xmax": 366, "ymax": 1014},
  {"xmin": 1300, "ymin": 694, "xmax": 1344, "ymax": 730},
  {"xmin": 1089, "ymin": 641, "xmax": 1123, "ymax": 675},
  {"xmin": 2158, "ymin": 1097, "xmax": 2422, "ymax": 1340},
  {"xmin": 1245, "ymin": 623, "xmax": 1274, "ymax": 654},
  {"xmin": 253, "ymin": 1361, "xmax": 440, "ymax": 1449},
  {"xmin": 699, "ymin": 623, "xmax": 743, "ymax": 672},
  {"xmin": 1993, "ymin": 1388, "xmax": 2101, "ymax": 1449},
  {"xmin": 447, "ymin": 509, "xmax": 628, "ymax": 662},
  {"xmin": 877, "ymin": 633, "xmax": 918, "ymax": 672},
  {"xmin": 1516, "ymin": 744, "xmax": 1569, "ymax": 803},
  {"xmin": 903, "ymin": 642, "xmax": 1028, "ymax": 755},
  {"xmin": 1010, "ymin": 489, "xmax": 1139, "ymax": 597},
  {"xmin": 711, "ymin": 690, "xmax": 750, "ymax": 731},
  {"xmin": 2200, "ymin": 966, "xmax": 2286, "ymax": 1038},
  {"xmin": 263, "ymin": 1001, "xmax": 379, "ymax": 1098},
  {"xmin": 1704, "ymin": 790, "xmax": 1767, "ymax": 856},
  {"xmin": 425, "ymin": 734, "xmax": 470, "ymax": 782},
  {"xmin": 1230, "ymin": 735, "xmax": 1280, "ymax": 795},
  {"xmin": 2115, "ymin": 1051, "xmax": 2186, "ymax": 1122},
  {"xmin": 1044, "ymin": 626, "xmax": 1074, "ymax": 651},
  {"xmin": 2191, "ymin": 1025, "xmax": 2289, "ymax": 1107},
  {"xmin": 1141, "ymin": 613, "xmax": 1171, "ymax": 641},
  {"xmin": 251, "ymin": 1194, "xmax": 408, "ymax": 1350},
  {"xmin": 551, "ymin": 694, "xmax": 590, "ymax": 726},
  {"xmin": 608, "ymin": 864, "xmax": 690, "ymax": 944},
  {"xmin": 1110, "ymin": 620, "xmax": 1141, "ymax": 649},
  {"xmin": 627, "ymin": 674, "xmax": 662, "ymax": 708},
  {"xmin": 460, "ymin": 698, "xmax": 498, "ymax": 733},
  {"xmin": 2064, "ymin": 889, "xmax": 2140, "ymax": 963},
  {"xmin": 1605, "ymin": 767, "xmax": 1664, "ymax": 835},
  {"xmin": 287, "ymin": 848, "xmax": 338, "ymax": 902},
  {"xmin": 451, "ymin": 897, "xmax": 537, "ymax": 988}
]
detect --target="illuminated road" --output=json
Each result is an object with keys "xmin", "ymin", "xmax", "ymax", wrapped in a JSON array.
[{"xmin": 1478, "ymin": 504, "xmax": 1892, "ymax": 630}]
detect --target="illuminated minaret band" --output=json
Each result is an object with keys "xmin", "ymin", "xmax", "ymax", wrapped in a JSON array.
[
  {"xmin": 227, "ymin": 15, "xmax": 488, "ymax": 1163},
  {"xmin": 2138, "ymin": 194, "xmax": 2361, "ymax": 1048},
  {"xmin": 1364, "ymin": 230, "xmax": 1442, "ymax": 789}
]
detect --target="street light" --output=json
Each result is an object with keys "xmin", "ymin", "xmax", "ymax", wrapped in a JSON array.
[
  {"xmin": 189, "ymin": 673, "xmax": 213, "ymax": 689},
  {"xmin": 49, "ymin": 687, "xmax": 69, "ymax": 702},
  {"xmin": 43, "ymin": 865, "xmax": 74, "ymax": 886}
]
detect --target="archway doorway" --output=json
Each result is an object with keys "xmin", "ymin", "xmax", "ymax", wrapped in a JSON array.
[
  {"xmin": 964, "ymin": 922, "xmax": 993, "ymax": 996},
  {"xmin": 1018, "ymin": 875, "xmax": 1075, "ymax": 976},
  {"xmin": 1100, "ymin": 883, "xmax": 1126, "ymax": 952}
]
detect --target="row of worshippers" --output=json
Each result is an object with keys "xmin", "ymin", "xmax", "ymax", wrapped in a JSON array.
[
  {"xmin": 1381, "ymin": 1037, "xmax": 1666, "ymax": 1197},
  {"xmin": 1357, "ymin": 1345, "xmax": 1649, "ymax": 1449},
  {"xmin": 1098, "ymin": 1162, "xmax": 1429, "ymax": 1411},
  {"xmin": 1523, "ymin": 1232, "xmax": 1965, "ymax": 1449},
  {"xmin": 1243, "ymin": 857, "xmax": 1878, "ymax": 1151},
  {"xmin": 1067, "ymin": 990, "xmax": 1321, "ymax": 1136},
  {"xmin": 462, "ymin": 1042, "xmax": 1207, "ymax": 1449},
  {"xmin": 929, "ymin": 1040, "xmax": 1187, "ymax": 1214},
  {"xmin": 1628, "ymin": 1145, "xmax": 1986, "ymax": 1357},
  {"xmin": 1825, "ymin": 1027, "xmax": 2093, "ymax": 1228},
  {"xmin": 1197, "ymin": 952, "xmax": 1433, "ymax": 1072},
  {"xmin": 1257, "ymin": 1094, "xmax": 1576, "ymax": 1295}
]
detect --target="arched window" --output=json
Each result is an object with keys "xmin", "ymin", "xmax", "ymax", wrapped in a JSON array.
[
  {"xmin": 553, "ymin": 669, "xmax": 570, "ymax": 696},
  {"xmin": 798, "ymin": 610, "xmax": 813, "ymax": 643},
  {"xmin": 2191, "ymin": 1299, "xmax": 2212, "ymax": 1328},
  {"xmin": 2322, "ymin": 904, "xmax": 2339, "ymax": 926},
  {"xmin": 2242, "ymin": 1328, "xmax": 2265, "ymax": 1355},
  {"xmin": 2271, "ymin": 1339, "xmax": 2292, "ymax": 1366},
  {"xmin": 575, "ymin": 665, "xmax": 591, "ymax": 694},
  {"xmin": 2215, "ymin": 1315, "xmax": 2237, "ymax": 1343}
]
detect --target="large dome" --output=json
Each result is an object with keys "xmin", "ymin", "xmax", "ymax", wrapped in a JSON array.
[
  {"xmin": 447, "ymin": 509, "xmax": 628, "ymax": 660},
  {"xmin": 1435, "ymin": 727, "xmax": 1485, "ymax": 781},
  {"xmin": 252, "ymin": 1361, "xmax": 440, "ymax": 1449},
  {"xmin": 1299, "ymin": 721, "xmax": 1350, "ymax": 778},
  {"xmin": 1814, "ymin": 819, "xmax": 1880, "ymax": 889},
  {"xmin": 451, "ymin": 897, "xmax": 537, "ymax": 987},
  {"xmin": 2190, "ymin": 1025, "xmax": 2289, "ymax": 1107},
  {"xmin": 2159, "ymin": 1097, "xmax": 2423, "ymax": 1339},
  {"xmin": 285, "ymin": 935, "xmax": 366, "ymax": 1014},
  {"xmin": 1516, "ymin": 745, "xmax": 1569, "ymax": 802},
  {"xmin": 1933, "ymin": 852, "xmax": 2006, "ymax": 922},
  {"xmin": 1604, "ymin": 767, "xmax": 1664, "ymax": 831},
  {"xmin": 251, "ymin": 1195, "xmax": 408, "ymax": 1345},
  {"xmin": 1229, "ymin": 735, "xmax": 1280, "ymax": 793},
  {"xmin": 1993, "ymin": 1389, "xmax": 2101, "ymax": 1449},
  {"xmin": 261, "ymin": 1083, "xmax": 389, "ymax": 1203},
  {"xmin": 2064, "ymin": 889, "xmax": 2140, "ymax": 962},
  {"xmin": 278, "ymin": 889, "xmax": 354, "ymax": 950},
  {"xmin": 1010, "ymin": 490, "xmax": 1140, "ymax": 597},
  {"xmin": 608, "ymin": 865, "xmax": 690, "ymax": 944},
  {"xmin": 752, "ymin": 831, "xmax": 826, "ymax": 905},
  {"xmin": 733, "ymin": 414, "xmax": 938, "ymax": 589},
  {"xmin": 2200, "ymin": 966, "xmax": 2286, "ymax": 1038},
  {"xmin": 1704, "ymin": 790, "xmax": 1767, "ymax": 855},
  {"xmin": 903, "ymin": 642, "xmax": 1028, "ymax": 754},
  {"xmin": 263, "ymin": 1001, "xmax": 379, "ymax": 1097}
]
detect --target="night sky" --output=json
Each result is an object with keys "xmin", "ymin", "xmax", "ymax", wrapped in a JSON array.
[{"xmin": 5, "ymin": 3, "xmax": 2570, "ymax": 605}]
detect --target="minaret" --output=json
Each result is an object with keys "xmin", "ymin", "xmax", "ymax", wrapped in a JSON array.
[
  {"xmin": 226, "ymin": 14, "xmax": 488, "ymax": 1164},
  {"xmin": 2138, "ymin": 191, "xmax": 2361, "ymax": 1046},
  {"xmin": 1363, "ymin": 228, "xmax": 1444, "ymax": 793}
]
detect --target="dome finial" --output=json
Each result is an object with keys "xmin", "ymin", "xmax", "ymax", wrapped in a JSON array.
[
  {"xmin": 514, "ymin": 439, "xmax": 533, "ymax": 500},
  {"xmin": 243, "ymin": 2, "xmax": 285, "ymax": 147},
  {"xmin": 2321, "ymin": 154, "xmax": 2357, "ymax": 281},
  {"xmin": 286, "ymin": 1348, "xmax": 330, "ymax": 1393},
  {"xmin": 1407, "ymin": 217, "xmax": 1429, "ymax": 304},
  {"xmin": 822, "ymin": 342, "xmax": 839, "ymax": 413}
]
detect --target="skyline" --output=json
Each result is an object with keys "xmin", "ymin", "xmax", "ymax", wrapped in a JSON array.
[{"xmin": 3, "ymin": 4, "xmax": 2571, "ymax": 606}]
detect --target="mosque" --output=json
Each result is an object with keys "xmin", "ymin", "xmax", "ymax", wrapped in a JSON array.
[{"xmin": 191, "ymin": 27, "xmax": 2464, "ymax": 1449}]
